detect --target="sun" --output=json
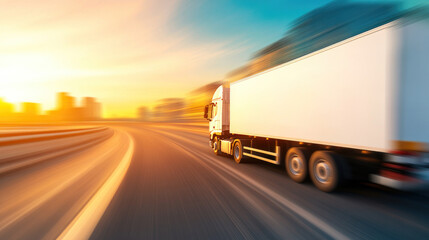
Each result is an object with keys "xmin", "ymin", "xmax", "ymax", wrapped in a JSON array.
[{"xmin": 0, "ymin": 52, "xmax": 64, "ymax": 106}]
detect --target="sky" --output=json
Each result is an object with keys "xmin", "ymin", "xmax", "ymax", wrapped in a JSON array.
[{"xmin": 0, "ymin": 0, "xmax": 427, "ymax": 118}]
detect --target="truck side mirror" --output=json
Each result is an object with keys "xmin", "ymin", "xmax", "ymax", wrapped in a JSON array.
[{"xmin": 204, "ymin": 105, "xmax": 209, "ymax": 119}]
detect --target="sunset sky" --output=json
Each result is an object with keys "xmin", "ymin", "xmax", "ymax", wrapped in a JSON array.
[{"xmin": 0, "ymin": 0, "xmax": 426, "ymax": 117}]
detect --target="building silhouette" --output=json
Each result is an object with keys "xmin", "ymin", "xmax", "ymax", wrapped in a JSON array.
[
  {"xmin": 58, "ymin": 92, "xmax": 75, "ymax": 110},
  {"xmin": 152, "ymin": 98, "xmax": 185, "ymax": 121},
  {"xmin": 0, "ymin": 92, "xmax": 102, "ymax": 123},
  {"xmin": 138, "ymin": 106, "xmax": 149, "ymax": 121},
  {"xmin": 21, "ymin": 102, "xmax": 40, "ymax": 117},
  {"xmin": 138, "ymin": 81, "xmax": 222, "ymax": 122},
  {"xmin": 0, "ymin": 98, "xmax": 14, "ymax": 120},
  {"xmin": 55, "ymin": 92, "xmax": 76, "ymax": 121},
  {"xmin": 82, "ymin": 97, "xmax": 101, "ymax": 120},
  {"xmin": 47, "ymin": 92, "xmax": 102, "ymax": 121},
  {"xmin": 18, "ymin": 102, "xmax": 41, "ymax": 121}
]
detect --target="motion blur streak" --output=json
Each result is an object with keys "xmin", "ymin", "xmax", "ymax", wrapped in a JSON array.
[
  {"xmin": 1, "ymin": 123, "xmax": 429, "ymax": 239},
  {"xmin": 0, "ymin": 127, "xmax": 132, "ymax": 239},
  {"xmin": 91, "ymin": 123, "xmax": 429, "ymax": 240},
  {"xmin": 58, "ymin": 132, "xmax": 134, "ymax": 240},
  {"xmin": 147, "ymin": 128, "xmax": 350, "ymax": 240}
]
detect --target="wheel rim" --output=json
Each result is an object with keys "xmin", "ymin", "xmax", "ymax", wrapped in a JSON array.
[
  {"xmin": 213, "ymin": 139, "xmax": 218, "ymax": 151},
  {"xmin": 289, "ymin": 154, "xmax": 303, "ymax": 176},
  {"xmin": 234, "ymin": 145, "xmax": 240, "ymax": 159},
  {"xmin": 314, "ymin": 159, "xmax": 332, "ymax": 184}
]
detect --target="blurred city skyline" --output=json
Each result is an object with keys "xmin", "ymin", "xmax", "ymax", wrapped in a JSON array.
[
  {"xmin": 0, "ymin": 92, "xmax": 101, "ymax": 122},
  {"xmin": 0, "ymin": 79, "xmax": 220, "ymax": 122}
]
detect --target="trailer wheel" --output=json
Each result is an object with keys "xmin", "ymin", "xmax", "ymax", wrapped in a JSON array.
[
  {"xmin": 286, "ymin": 147, "xmax": 309, "ymax": 183},
  {"xmin": 213, "ymin": 136, "xmax": 221, "ymax": 155},
  {"xmin": 233, "ymin": 140, "xmax": 245, "ymax": 164},
  {"xmin": 309, "ymin": 151, "xmax": 343, "ymax": 192}
]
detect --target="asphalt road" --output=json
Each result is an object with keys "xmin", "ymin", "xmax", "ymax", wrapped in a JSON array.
[
  {"xmin": 91, "ymin": 123, "xmax": 429, "ymax": 240},
  {"xmin": 1, "ymin": 123, "xmax": 428, "ymax": 240},
  {"xmin": 0, "ymin": 127, "xmax": 132, "ymax": 240}
]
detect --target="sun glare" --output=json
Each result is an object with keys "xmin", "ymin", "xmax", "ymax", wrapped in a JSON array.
[
  {"xmin": 0, "ymin": 52, "xmax": 67, "ymax": 107},
  {"xmin": 0, "ymin": 52, "xmax": 62, "ymax": 84}
]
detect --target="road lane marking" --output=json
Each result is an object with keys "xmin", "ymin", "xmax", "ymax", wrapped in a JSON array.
[
  {"xmin": 149, "ymin": 125, "xmax": 207, "ymax": 135},
  {"xmin": 149, "ymin": 128, "xmax": 351, "ymax": 240},
  {"xmin": 57, "ymin": 132, "xmax": 135, "ymax": 240},
  {"xmin": 207, "ymin": 159, "xmax": 351, "ymax": 240}
]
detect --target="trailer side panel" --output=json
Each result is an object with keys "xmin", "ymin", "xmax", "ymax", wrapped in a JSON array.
[{"xmin": 230, "ymin": 25, "xmax": 399, "ymax": 152}]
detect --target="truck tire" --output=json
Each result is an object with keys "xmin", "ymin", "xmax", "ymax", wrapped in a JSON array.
[
  {"xmin": 286, "ymin": 147, "xmax": 309, "ymax": 183},
  {"xmin": 233, "ymin": 140, "xmax": 245, "ymax": 164},
  {"xmin": 309, "ymin": 151, "xmax": 343, "ymax": 192},
  {"xmin": 213, "ymin": 136, "xmax": 221, "ymax": 155}
]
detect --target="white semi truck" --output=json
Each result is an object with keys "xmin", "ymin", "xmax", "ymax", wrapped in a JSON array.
[{"xmin": 204, "ymin": 18, "xmax": 429, "ymax": 192}]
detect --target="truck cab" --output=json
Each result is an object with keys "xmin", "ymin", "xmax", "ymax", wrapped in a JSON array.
[{"xmin": 204, "ymin": 85, "xmax": 229, "ymax": 141}]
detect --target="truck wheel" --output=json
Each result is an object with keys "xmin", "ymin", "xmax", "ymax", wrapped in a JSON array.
[
  {"xmin": 309, "ymin": 151, "xmax": 343, "ymax": 192},
  {"xmin": 213, "ymin": 136, "xmax": 221, "ymax": 155},
  {"xmin": 233, "ymin": 140, "xmax": 245, "ymax": 163},
  {"xmin": 286, "ymin": 147, "xmax": 309, "ymax": 183}
]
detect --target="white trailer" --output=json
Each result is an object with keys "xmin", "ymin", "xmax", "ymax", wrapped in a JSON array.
[{"xmin": 204, "ymin": 18, "xmax": 429, "ymax": 192}]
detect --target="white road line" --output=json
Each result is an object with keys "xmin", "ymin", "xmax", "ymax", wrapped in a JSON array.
[
  {"xmin": 57, "ymin": 132, "xmax": 135, "ymax": 240},
  {"xmin": 150, "ymin": 128, "xmax": 351, "ymax": 240},
  {"xmin": 206, "ymin": 159, "xmax": 351, "ymax": 240},
  {"xmin": 0, "ymin": 132, "xmax": 119, "ymax": 233}
]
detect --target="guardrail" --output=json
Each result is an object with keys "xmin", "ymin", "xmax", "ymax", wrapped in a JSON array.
[
  {"xmin": 0, "ymin": 127, "xmax": 108, "ymax": 146},
  {"xmin": 0, "ymin": 127, "xmax": 113, "ymax": 175}
]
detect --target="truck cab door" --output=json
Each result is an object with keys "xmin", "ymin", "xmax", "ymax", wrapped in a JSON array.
[
  {"xmin": 208, "ymin": 101, "xmax": 222, "ymax": 134},
  {"xmin": 213, "ymin": 102, "xmax": 221, "ymax": 131}
]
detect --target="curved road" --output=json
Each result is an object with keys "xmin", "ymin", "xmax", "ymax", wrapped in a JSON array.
[
  {"xmin": 92, "ymin": 123, "xmax": 429, "ymax": 240},
  {"xmin": 0, "ymin": 123, "xmax": 428, "ymax": 239}
]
